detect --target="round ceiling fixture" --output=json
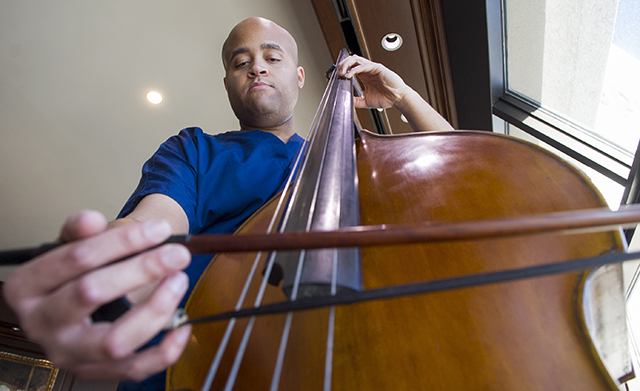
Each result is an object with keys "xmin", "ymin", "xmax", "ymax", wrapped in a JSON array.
[
  {"xmin": 381, "ymin": 33, "xmax": 403, "ymax": 51},
  {"xmin": 146, "ymin": 91, "xmax": 163, "ymax": 104}
]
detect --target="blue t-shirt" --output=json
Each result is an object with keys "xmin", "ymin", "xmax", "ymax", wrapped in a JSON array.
[{"xmin": 116, "ymin": 127, "xmax": 304, "ymax": 391}]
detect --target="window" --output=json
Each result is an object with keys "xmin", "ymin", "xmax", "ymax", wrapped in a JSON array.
[
  {"xmin": 505, "ymin": 0, "xmax": 640, "ymax": 155},
  {"xmin": 496, "ymin": 0, "xmax": 640, "ymax": 212}
]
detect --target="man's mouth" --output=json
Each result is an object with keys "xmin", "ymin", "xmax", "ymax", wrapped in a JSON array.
[{"xmin": 249, "ymin": 81, "xmax": 273, "ymax": 91}]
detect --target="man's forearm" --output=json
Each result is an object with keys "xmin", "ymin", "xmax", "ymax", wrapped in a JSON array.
[{"xmin": 394, "ymin": 88, "xmax": 454, "ymax": 132}]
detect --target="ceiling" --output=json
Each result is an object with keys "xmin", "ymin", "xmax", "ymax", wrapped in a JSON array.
[{"xmin": 0, "ymin": 0, "xmax": 333, "ymax": 256}]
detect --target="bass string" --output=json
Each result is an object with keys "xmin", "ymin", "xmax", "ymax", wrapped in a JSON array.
[
  {"xmin": 265, "ymin": 82, "xmax": 342, "ymax": 389},
  {"xmin": 269, "ymin": 250, "xmax": 307, "ymax": 391},
  {"xmin": 222, "ymin": 243, "xmax": 297, "ymax": 390},
  {"xmin": 277, "ymin": 65, "xmax": 335, "ymax": 230},
  {"xmin": 263, "ymin": 60, "xmax": 345, "ymax": 391},
  {"xmin": 323, "ymin": 249, "xmax": 339, "ymax": 391},
  {"xmin": 199, "ymin": 59, "xmax": 343, "ymax": 391},
  {"xmin": 205, "ymin": 247, "xmax": 294, "ymax": 391},
  {"xmin": 320, "ymin": 83, "xmax": 349, "ymax": 390},
  {"xmin": 269, "ymin": 69, "xmax": 349, "ymax": 391},
  {"xmin": 199, "ymin": 250, "xmax": 265, "ymax": 391},
  {"xmin": 321, "ymin": 63, "xmax": 354, "ymax": 391}
]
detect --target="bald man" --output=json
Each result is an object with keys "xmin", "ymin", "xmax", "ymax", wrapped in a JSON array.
[{"xmin": 4, "ymin": 17, "xmax": 453, "ymax": 390}]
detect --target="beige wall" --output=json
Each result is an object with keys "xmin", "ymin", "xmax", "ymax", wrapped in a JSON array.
[{"xmin": 0, "ymin": 0, "xmax": 331, "ymax": 280}]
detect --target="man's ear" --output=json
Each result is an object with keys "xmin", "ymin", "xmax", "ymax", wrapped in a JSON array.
[
  {"xmin": 297, "ymin": 66, "xmax": 305, "ymax": 89},
  {"xmin": 223, "ymin": 77, "xmax": 227, "ymax": 91}
]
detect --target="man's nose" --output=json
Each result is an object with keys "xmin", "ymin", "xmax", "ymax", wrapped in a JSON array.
[{"xmin": 248, "ymin": 61, "xmax": 268, "ymax": 77}]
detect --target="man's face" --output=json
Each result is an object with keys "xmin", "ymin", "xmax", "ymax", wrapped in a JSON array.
[{"xmin": 223, "ymin": 19, "xmax": 305, "ymax": 130}]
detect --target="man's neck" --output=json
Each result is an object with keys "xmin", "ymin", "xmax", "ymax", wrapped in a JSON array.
[{"xmin": 239, "ymin": 119, "xmax": 295, "ymax": 142}]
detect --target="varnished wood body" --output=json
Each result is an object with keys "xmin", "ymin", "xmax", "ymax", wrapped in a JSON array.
[{"xmin": 167, "ymin": 130, "xmax": 624, "ymax": 390}]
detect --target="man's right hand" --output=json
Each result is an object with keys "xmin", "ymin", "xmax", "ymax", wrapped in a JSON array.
[{"xmin": 3, "ymin": 210, "xmax": 192, "ymax": 381}]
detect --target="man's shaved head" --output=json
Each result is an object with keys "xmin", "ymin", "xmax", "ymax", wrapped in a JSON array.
[{"xmin": 222, "ymin": 17, "xmax": 299, "ymax": 70}]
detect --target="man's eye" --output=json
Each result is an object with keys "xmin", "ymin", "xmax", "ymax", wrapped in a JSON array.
[{"xmin": 268, "ymin": 58, "xmax": 281, "ymax": 62}]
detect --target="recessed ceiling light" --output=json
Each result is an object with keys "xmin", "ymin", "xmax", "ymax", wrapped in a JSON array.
[
  {"xmin": 146, "ymin": 91, "xmax": 163, "ymax": 104},
  {"xmin": 381, "ymin": 33, "xmax": 403, "ymax": 51}
]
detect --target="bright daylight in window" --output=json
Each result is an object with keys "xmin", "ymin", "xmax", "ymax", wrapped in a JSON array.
[{"xmin": 504, "ymin": 0, "xmax": 640, "ymax": 209}]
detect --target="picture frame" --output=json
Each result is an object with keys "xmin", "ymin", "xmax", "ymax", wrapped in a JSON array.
[{"xmin": 0, "ymin": 351, "xmax": 58, "ymax": 391}]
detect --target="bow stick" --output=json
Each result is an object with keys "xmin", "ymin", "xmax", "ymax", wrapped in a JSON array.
[{"xmin": 2, "ymin": 204, "xmax": 640, "ymax": 265}]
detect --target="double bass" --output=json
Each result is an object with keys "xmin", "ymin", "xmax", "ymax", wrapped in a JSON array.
[{"xmin": 167, "ymin": 50, "xmax": 633, "ymax": 390}]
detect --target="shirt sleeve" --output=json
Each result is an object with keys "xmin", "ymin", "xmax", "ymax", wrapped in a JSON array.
[{"xmin": 117, "ymin": 128, "xmax": 201, "ymax": 226}]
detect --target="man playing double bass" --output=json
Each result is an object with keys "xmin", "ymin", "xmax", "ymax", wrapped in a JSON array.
[{"xmin": 3, "ymin": 16, "xmax": 453, "ymax": 390}]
